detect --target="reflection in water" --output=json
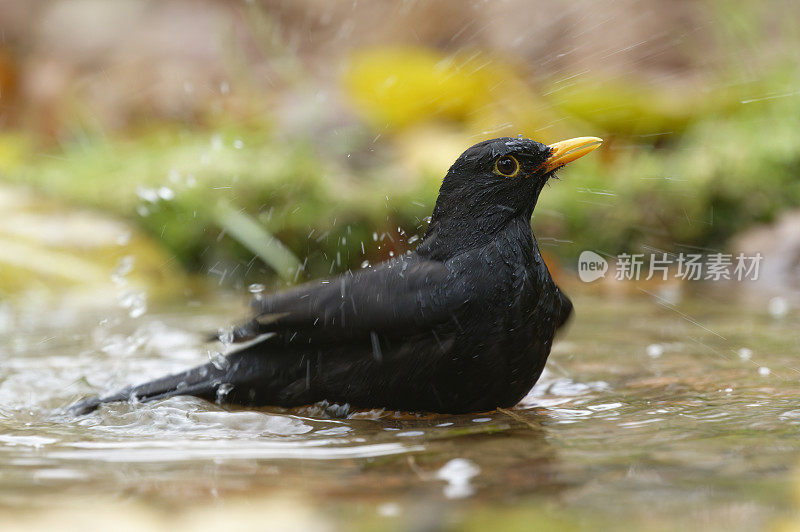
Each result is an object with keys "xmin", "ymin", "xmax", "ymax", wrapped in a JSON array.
[
  {"xmin": 1, "ymin": 293, "xmax": 799, "ymax": 529},
  {"xmin": 436, "ymin": 458, "xmax": 481, "ymax": 499}
]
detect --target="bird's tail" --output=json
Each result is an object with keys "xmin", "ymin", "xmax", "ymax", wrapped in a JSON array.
[
  {"xmin": 68, "ymin": 360, "xmax": 224, "ymax": 416},
  {"xmin": 68, "ymin": 342, "xmax": 290, "ymax": 416}
]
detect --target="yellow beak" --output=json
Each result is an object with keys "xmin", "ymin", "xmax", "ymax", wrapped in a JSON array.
[{"xmin": 540, "ymin": 137, "xmax": 603, "ymax": 173}]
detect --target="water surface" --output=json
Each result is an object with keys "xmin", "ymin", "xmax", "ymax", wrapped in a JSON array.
[{"xmin": 1, "ymin": 292, "xmax": 799, "ymax": 530}]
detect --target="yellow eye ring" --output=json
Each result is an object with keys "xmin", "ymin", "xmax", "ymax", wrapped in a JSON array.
[{"xmin": 494, "ymin": 155, "xmax": 520, "ymax": 177}]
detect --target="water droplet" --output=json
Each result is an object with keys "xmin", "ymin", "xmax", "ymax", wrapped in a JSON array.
[
  {"xmin": 210, "ymin": 134, "xmax": 223, "ymax": 151},
  {"xmin": 216, "ymin": 383, "xmax": 234, "ymax": 403},
  {"xmin": 116, "ymin": 232, "xmax": 132, "ymax": 246},
  {"xmin": 738, "ymin": 347, "xmax": 753, "ymax": 360},
  {"xmin": 436, "ymin": 458, "xmax": 480, "ymax": 499},
  {"xmin": 208, "ymin": 350, "xmax": 230, "ymax": 370},
  {"xmin": 646, "ymin": 344, "xmax": 664, "ymax": 358},
  {"xmin": 111, "ymin": 256, "xmax": 135, "ymax": 285},
  {"xmin": 377, "ymin": 503, "xmax": 400, "ymax": 517},
  {"xmin": 136, "ymin": 187, "xmax": 159, "ymax": 203},
  {"xmin": 248, "ymin": 283, "xmax": 266, "ymax": 294},
  {"xmin": 768, "ymin": 297, "xmax": 789, "ymax": 318},
  {"xmin": 118, "ymin": 289, "xmax": 146, "ymax": 318},
  {"xmin": 758, "ymin": 366, "xmax": 770, "ymax": 376},
  {"xmin": 128, "ymin": 301, "xmax": 146, "ymax": 319},
  {"xmin": 157, "ymin": 186, "xmax": 175, "ymax": 200},
  {"xmin": 218, "ymin": 327, "xmax": 234, "ymax": 345}
]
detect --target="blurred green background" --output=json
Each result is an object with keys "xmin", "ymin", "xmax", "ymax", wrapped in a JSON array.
[{"xmin": 1, "ymin": 0, "xmax": 799, "ymax": 299}]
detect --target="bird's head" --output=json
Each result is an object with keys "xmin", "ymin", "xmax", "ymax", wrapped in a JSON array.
[
  {"xmin": 420, "ymin": 136, "xmax": 601, "ymax": 257},
  {"xmin": 436, "ymin": 136, "xmax": 602, "ymax": 219}
]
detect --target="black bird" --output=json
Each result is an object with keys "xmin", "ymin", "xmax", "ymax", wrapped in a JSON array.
[{"xmin": 70, "ymin": 136, "xmax": 601, "ymax": 416}]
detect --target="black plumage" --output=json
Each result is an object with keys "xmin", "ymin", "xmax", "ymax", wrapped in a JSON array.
[{"xmin": 70, "ymin": 135, "xmax": 601, "ymax": 415}]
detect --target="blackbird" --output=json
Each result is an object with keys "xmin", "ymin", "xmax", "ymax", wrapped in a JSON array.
[{"xmin": 70, "ymin": 136, "xmax": 601, "ymax": 416}]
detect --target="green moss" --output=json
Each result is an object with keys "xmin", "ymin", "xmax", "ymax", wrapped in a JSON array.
[{"xmin": 536, "ymin": 82, "xmax": 800, "ymax": 257}]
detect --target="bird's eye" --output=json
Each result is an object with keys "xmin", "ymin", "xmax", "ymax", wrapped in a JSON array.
[{"xmin": 494, "ymin": 155, "xmax": 519, "ymax": 177}]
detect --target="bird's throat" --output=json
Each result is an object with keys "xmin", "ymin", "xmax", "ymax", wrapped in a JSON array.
[{"xmin": 417, "ymin": 211, "xmax": 535, "ymax": 261}]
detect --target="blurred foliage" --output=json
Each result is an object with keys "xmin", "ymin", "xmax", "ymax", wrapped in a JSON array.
[
  {"xmin": 545, "ymin": 76, "xmax": 705, "ymax": 138},
  {"xmin": 4, "ymin": 64, "xmax": 800, "ymax": 289},
  {"xmin": 345, "ymin": 47, "xmax": 488, "ymax": 128},
  {"xmin": 344, "ymin": 46, "xmax": 560, "ymax": 138},
  {"xmin": 0, "ymin": 122, "xmax": 436, "ymax": 288},
  {"xmin": 537, "ymin": 73, "xmax": 800, "ymax": 257},
  {"xmin": 4, "ymin": 60, "xmax": 800, "ymax": 289},
  {"xmin": 0, "ymin": 134, "xmax": 30, "ymax": 174},
  {"xmin": 1, "ymin": 0, "xmax": 799, "ymax": 289}
]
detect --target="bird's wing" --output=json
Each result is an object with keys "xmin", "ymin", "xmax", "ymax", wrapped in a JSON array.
[{"xmin": 227, "ymin": 255, "xmax": 464, "ymax": 345}]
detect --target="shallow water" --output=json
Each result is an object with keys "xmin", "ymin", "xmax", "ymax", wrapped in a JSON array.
[{"xmin": 1, "ymin": 291, "xmax": 800, "ymax": 530}]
